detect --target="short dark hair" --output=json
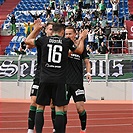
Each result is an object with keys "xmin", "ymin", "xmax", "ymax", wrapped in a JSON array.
[
  {"xmin": 52, "ymin": 23, "xmax": 65, "ymax": 33},
  {"xmin": 46, "ymin": 21, "xmax": 54, "ymax": 27},
  {"xmin": 65, "ymin": 26, "xmax": 76, "ymax": 33}
]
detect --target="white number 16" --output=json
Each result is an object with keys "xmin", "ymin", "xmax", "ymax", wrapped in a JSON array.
[{"xmin": 47, "ymin": 44, "xmax": 63, "ymax": 63}]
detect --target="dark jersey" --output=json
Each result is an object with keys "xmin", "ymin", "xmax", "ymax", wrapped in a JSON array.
[
  {"xmin": 66, "ymin": 47, "xmax": 89, "ymax": 85},
  {"xmin": 35, "ymin": 35, "xmax": 76, "ymax": 83},
  {"xmin": 33, "ymin": 46, "xmax": 41, "ymax": 83}
]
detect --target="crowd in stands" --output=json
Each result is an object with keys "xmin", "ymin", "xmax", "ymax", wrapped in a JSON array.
[
  {"xmin": 0, "ymin": 0, "xmax": 5, "ymax": 5},
  {"xmin": 4, "ymin": 0, "xmax": 129, "ymax": 55}
]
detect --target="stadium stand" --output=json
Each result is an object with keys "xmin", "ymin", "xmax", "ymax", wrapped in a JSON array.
[
  {"xmin": 0, "ymin": 0, "xmax": 4, "ymax": 5},
  {"xmin": 0, "ymin": 0, "xmax": 131, "ymax": 55}
]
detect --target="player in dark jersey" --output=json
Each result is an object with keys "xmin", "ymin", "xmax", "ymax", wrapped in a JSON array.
[
  {"xmin": 25, "ymin": 19, "xmax": 88, "ymax": 133},
  {"xmin": 27, "ymin": 22, "xmax": 53, "ymax": 133},
  {"xmin": 65, "ymin": 26, "xmax": 92, "ymax": 133}
]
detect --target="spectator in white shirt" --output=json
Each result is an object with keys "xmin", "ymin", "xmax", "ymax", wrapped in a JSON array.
[
  {"xmin": 87, "ymin": 30, "xmax": 96, "ymax": 51},
  {"xmin": 110, "ymin": 0, "xmax": 119, "ymax": 22},
  {"xmin": 85, "ymin": 11, "xmax": 91, "ymax": 20}
]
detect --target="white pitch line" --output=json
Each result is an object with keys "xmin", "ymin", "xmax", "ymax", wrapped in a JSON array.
[
  {"xmin": 1, "ymin": 112, "xmax": 133, "ymax": 117},
  {"xmin": 0, "ymin": 108, "xmax": 133, "ymax": 114},
  {"xmin": 1, "ymin": 116, "xmax": 133, "ymax": 122},
  {"xmin": 0, "ymin": 123, "xmax": 132, "ymax": 130}
]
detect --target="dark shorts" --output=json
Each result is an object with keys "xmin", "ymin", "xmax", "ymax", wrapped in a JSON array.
[
  {"xmin": 30, "ymin": 78, "xmax": 39, "ymax": 96},
  {"xmin": 113, "ymin": 10, "xmax": 118, "ymax": 17},
  {"xmin": 67, "ymin": 84, "xmax": 86, "ymax": 103},
  {"xmin": 36, "ymin": 82, "xmax": 68, "ymax": 106}
]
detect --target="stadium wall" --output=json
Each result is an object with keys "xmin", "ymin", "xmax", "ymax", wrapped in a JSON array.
[{"xmin": 0, "ymin": 82, "xmax": 132, "ymax": 100}]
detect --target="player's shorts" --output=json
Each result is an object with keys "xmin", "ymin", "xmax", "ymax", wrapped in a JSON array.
[
  {"xmin": 36, "ymin": 82, "xmax": 68, "ymax": 106},
  {"xmin": 67, "ymin": 84, "xmax": 86, "ymax": 103},
  {"xmin": 30, "ymin": 78, "xmax": 39, "ymax": 96}
]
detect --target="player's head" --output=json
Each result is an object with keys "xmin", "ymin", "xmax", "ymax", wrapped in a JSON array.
[
  {"xmin": 52, "ymin": 23, "xmax": 65, "ymax": 37},
  {"xmin": 65, "ymin": 26, "xmax": 76, "ymax": 41},
  {"xmin": 45, "ymin": 22, "xmax": 54, "ymax": 36}
]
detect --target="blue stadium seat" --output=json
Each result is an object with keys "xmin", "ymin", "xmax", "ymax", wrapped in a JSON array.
[
  {"xmin": 5, "ymin": 46, "xmax": 11, "ymax": 55},
  {"xmin": 31, "ymin": 47, "xmax": 37, "ymax": 52}
]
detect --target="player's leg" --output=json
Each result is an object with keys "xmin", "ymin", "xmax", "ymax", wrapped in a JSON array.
[
  {"xmin": 51, "ymin": 101, "xmax": 68, "ymax": 133},
  {"xmin": 52, "ymin": 83, "xmax": 68, "ymax": 133},
  {"xmin": 27, "ymin": 83, "xmax": 39, "ymax": 133},
  {"xmin": 76, "ymin": 101, "xmax": 87, "ymax": 133},
  {"xmin": 35, "ymin": 104, "xmax": 45, "ymax": 133},
  {"xmin": 63, "ymin": 105, "xmax": 68, "ymax": 132},
  {"xmin": 35, "ymin": 82, "xmax": 51, "ymax": 133},
  {"xmin": 54, "ymin": 106, "xmax": 65, "ymax": 133},
  {"xmin": 71, "ymin": 84, "xmax": 87, "ymax": 133},
  {"xmin": 50, "ymin": 100, "xmax": 56, "ymax": 133}
]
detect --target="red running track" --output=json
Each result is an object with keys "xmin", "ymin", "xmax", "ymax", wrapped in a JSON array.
[{"xmin": 0, "ymin": 99, "xmax": 133, "ymax": 133}]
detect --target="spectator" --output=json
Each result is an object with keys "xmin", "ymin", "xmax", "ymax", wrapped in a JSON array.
[
  {"xmin": 98, "ymin": 0, "xmax": 106, "ymax": 17},
  {"xmin": 85, "ymin": 11, "xmax": 91, "ymax": 21},
  {"xmin": 78, "ymin": 0, "xmax": 83, "ymax": 9},
  {"xmin": 76, "ymin": 8, "xmax": 83, "ymax": 21},
  {"xmin": 97, "ymin": 28, "xmax": 106, "ymax": 47},
  {"xmin": 46, "ymin": 6, "xmax": 51, "ymax": 18},
  {"xmin": 99, "ymin": 16, "xmax": 108, "ymax": 28},
  {"xmin": 67, "ymin": 5, "xmax": 72, "ymax": 19},
  {"xmin": 73, "ymin": 3, "xmax": 78, "ymax": 13},
  {"xmin": 92, "ymin": 7, "xmax": 100, "ymax": 20},
  {"xmin": 50, "ymin": 0, "xmax": 55, "ymax": 10},
  {"xmin": 120, "ymin": 27, "xmax": 127, "ymax": 40},
  {"xmin": 23, "ymin": 21, "xmax": 34, "ymax": 37},
  {"xmin": 90, "ymin": 17, "xmax": 98, "ymax": 29},
  {"xmin": 113, "ymin": 30, "xmax": 123, "ymax": 53},
  {"xmin": 110, "ymin": 0, "xmax": 119, "ymax": 23},
  {"xmin": 84, "ymin": 0, "xmax": 93, "ymax": 9},
  {"xmin": 62, "ymin": 8, "xmax": 67, "ymax": 20},
  {"xmin": 104, "ymin": 22, "xmax": 111, "ymax": 40},
  {"xmin": 108, "ymin": 31, "xmax": 115, "ymax": 53},
  {"xmin": 95, "ymin": 0, "xmax": 100, "ymax": 8},
  {"xmin": 98, "ymin": 42, "xmax": 109, "ymax": 54},
  {"xmin": 87, "ymin": 29, "xmax": 96, "ymax": 51},
  {"xmin": 10, "ymin": 14, "xmax": 16, "ymax": 35}
]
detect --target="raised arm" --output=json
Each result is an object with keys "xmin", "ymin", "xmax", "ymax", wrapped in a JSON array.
[
  {"xmin": 38, "ymin": 11, "xmax": 44, "ymax": 17},
  {"xmin": 28, "ymin": 11, "xmax": 35, "ymax": 18},
  {"xmin": 110, "ymin": 0, "xmax": 113, "ymax": 4},
  {"xmin": 73, "ymin": 29, "xmax": 88, "ymax": 54},
  {"xmin": 84, "ymin": 58, "xmax": 92, "ymax": 83},
  {"xmin": 25, "ymin": 19, "xmax": 43, "ymax": 48}
]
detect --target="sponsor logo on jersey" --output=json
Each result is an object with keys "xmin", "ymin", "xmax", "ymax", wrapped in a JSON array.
[
  {"xmin": 75, "ymin": 89, "xmax": 84, "ymax": 96},
  {"xmin": 70, "ymin": 54, "xmax": 80, "ymax": 60},
  {"xmin": 45, "ymin": 63, "xmax": 61, "ymax": 68}
]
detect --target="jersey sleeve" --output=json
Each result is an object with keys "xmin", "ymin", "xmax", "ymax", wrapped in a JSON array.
[
  {"xmin": 35, "ymin": 37, "xmax": 45, "ymax": 47},
  {"xmin": 82, "ymin": 47, "xmax": 90, "ymax": 60},
  {"xmin": 67, "ymin": 38, "xmax": 77, "ymax": 51}
]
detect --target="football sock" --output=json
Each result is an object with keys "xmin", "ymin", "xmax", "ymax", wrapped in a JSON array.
[
  {"xmin": 79, "ymin": 110, "xmax": 87, "ymax": 130},
  {"xmin": 28, "ymin": 105, "xmax": 37, "ymax": 130},
  {"xmin": 64, "ymin": 111, "xmax": 67, "ymax": 132},
  {"xmin": 51, "ymin": 107, "xmax": 56, "ymax": 130},
  {"xmin": 54, "ymin": 111, "xmax": 64, "ymax": 133},
  {"xmin": 35, "ymin": 109, "xmax": 44, "ymax": 133}
]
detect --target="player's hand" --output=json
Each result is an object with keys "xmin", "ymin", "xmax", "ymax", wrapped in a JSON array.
[
  {"xmin": 33, "ymin": 18, "xmax": 43, "ymax": 31},
  {"xmin": 79, "ymin": 29, "xmax": 88, "ymax": 40},
  {"xmin": 85, "ymin": 72, "xmax": 92, "ymax": 84}
]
